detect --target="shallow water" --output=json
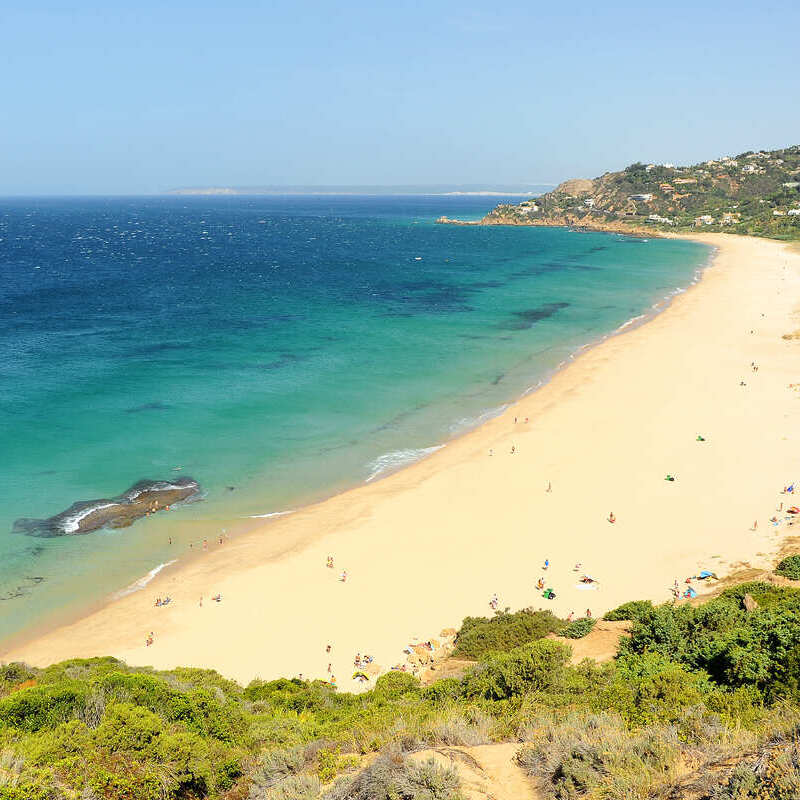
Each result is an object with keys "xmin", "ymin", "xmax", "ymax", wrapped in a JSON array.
[{"xmin": 0, "ymin": 195, "xmax": 710, "ymax": 643}]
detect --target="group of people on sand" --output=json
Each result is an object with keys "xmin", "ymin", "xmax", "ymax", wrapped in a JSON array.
[
  {"xmin": 154, "ymin": 596, "xmax": 171, "ymax": 607},
  {"xmin": 326, "ymin": 554, "xmax": 348, "ymax": 583},
  {"xmin": 531, "ymin": 557, "xmax": 595, "ymax": 616}
]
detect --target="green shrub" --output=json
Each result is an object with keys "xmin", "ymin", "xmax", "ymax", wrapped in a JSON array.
[
  {"xmin": 603, "ymin": 600, "xmax": 653, "ymax": 621},
  {"xmin": 251, "ymin": 774, "xmax": 322, "ymax": 800},
  {"xmin": 372, "ymin": 672, "xmax": 420, "ymax": 700},
  {"xmin": 323, "ymin": 752, "xmax": 460, "ymax": 800},
  {"xmin": 454, "ymin": 609, "xmax": 564, "ymax": 659},
  {"xmin": 462, "ymin": 640, "xmax": 571, "ymax": 700},
  {"xmin": 516, "ymin": 712, "xmax": 680, "ymax": 799},
  {"xmin": 421, "ymin": 678, "xmax": 462, "ymax": 704},
  {"xmin": 0, "ymin": 682, "xmax": 88, "ymax": 732},
  {"xmin": 776, "ymin": 554, "xmax": 800, "ymax": 580},
  {"xmin": 94, "ymin": 703, "xmax": 163, "ymax": 752},
  {"xmin": 561, "ymin": 618, "xmax": 596, "ymax": 639}
]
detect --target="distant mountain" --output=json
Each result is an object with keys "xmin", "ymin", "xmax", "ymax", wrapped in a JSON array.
[
  {"xmin": 166, "ymin": 184, "xmax": 554, "ymax": 197},
  {"xmin": 471, "ymin": 145, "xmax": 800, "ymax": 240}
]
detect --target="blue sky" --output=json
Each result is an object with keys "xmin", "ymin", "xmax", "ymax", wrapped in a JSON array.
[{"xmin": 1, "ymin": 0, "xmax": 799, "ymax": 194}]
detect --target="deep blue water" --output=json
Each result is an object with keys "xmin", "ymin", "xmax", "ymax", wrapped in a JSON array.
[{"xmin": 0, "ymin": 195, "xmax": 710, "ymax": 642}]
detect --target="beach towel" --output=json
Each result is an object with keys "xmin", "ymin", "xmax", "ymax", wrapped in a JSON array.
[{"xmin": 698, "ymin": 570, "xmax": 716, "ymax": 580}]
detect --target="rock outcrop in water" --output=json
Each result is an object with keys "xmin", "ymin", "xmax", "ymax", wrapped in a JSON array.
[{"xmin": 13, "ymin": 478, "xmax": 202, "ymax": 537}]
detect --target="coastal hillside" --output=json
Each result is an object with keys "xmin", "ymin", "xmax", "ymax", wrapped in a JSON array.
[
  {"xmin": 3, "ymin": 567, "xmax": 800, "ymax": 799},
  {"xmin": 470, "ymin": 144, "xmax": 800, "ymax": 239}
]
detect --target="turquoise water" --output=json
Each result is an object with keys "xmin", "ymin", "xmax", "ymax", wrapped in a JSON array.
[{"xmin": 0, "ymin": 196, "xmax": 710, "ymax": 643}]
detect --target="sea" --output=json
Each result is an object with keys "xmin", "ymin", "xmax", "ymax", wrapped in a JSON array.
[{"xmin": 0, "ymin": 195, "xmax": 711, "ymax": 645}]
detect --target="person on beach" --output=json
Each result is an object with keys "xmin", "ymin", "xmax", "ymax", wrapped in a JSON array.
[
  {"xmin": 585, "ymin": 609, "xmax": 592, "ymax": 618},
  {"xmin": 199, "ymin": 595, "xmax": 203, "ymax": 607},
  {"xmin": 511, "ymin": 445, "xmax": 516, "ymax": 454},
  {"xmin": 339, "ymin": 570, "xmax": 347, "ymax": 582},
  {"xmin": 326, "ymin": 644, "xmax": 332, "ymax": 653},
  {"xmin": 752, "ymin": 520, "xmax": 758, "ymax": 531},
  {"xmin": 546, "ymin": 481, "xmax": 552, "ymax": 493},
  {"xmin": 536, "ymin": 577, "xmax": 545, "ymax": 590},
  {"xmin": 327, "ymin": 663, "xmax": 332, "ymax": 673},
  {"xmin": 326, "ymin": 555, "xmax": 334, "ymax": 569},
  {"xmin": 203, "ymin": 539, "xmax": 208, "ymax": 551},
  {"xmin": 608, "ymin": 512, "xmax": 616, "ymax": 523},
  {"xmin": 567, "ymin": 611, "xmax": 574, "ymax": 622},
  {"xmin": 543, "ymin": 559, "xmax": 549, "ymax": 570}
]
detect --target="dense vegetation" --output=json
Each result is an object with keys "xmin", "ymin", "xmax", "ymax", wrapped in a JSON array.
[
  {"xmin": 484, "ymin": 144, "xmax": 800, "ymax": 240},
  {"xmin": 2, "ymin": 581, "xmax": 800, "ymax": 798}
]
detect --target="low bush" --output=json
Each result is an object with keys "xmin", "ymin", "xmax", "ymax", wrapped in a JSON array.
[
  {"xmin": 560, "ymin": 618, "xmax": 596, "ymax": 639},
  {"xmin": 516, "ymin": 712, "xmax": 680, "ymax": 799},
  {"xmin": 453, "ymin": 609, "xmax": 563, "ymax": 659},
  {"xmin": 775, "ymin": 554, "xmax": 800, "ymax": 580},
  {"xmin": 603, "ymin": 600, "xmax": 653, "ymax": 622},
  {"xmin": 250, "ymin": 773, "xmax": 322, "ymax": 800},
  {"xmin": 323, "ymin": 751, "xmax": 461, "ymax": 800},
  {"xmin": 462, "ymin": 640, "xmax": 571, "ymax": 700}
]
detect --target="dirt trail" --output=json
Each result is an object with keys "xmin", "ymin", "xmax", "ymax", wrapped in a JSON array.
[{"xmin": 409, "ymin": 742, "xmax": 540, "ymax": 800}]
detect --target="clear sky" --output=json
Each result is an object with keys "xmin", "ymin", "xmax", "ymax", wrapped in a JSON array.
[{"xmin": 2, "ymin": 0, "xmax": 799, "ymax": 194}]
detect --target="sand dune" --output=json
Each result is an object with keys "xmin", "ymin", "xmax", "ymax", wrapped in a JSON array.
[{"xmin": 4, "ymin": 234, "xmax": 800, "ymax": 693}]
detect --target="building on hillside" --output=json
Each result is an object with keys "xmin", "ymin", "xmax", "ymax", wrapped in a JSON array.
[
  {"xmin": 628, "ymin": 193, "xmax": 653, "ymax": 202},
  {"xmin": 584, "ymin": 198, "xmax": 595, "ymax": 208},
  {"xmin": 694, "ymin": 215, "xmax": 715, "ymax": 226},
  {"xmin": 673, "ymin": 178, "xmax": 697, "ymax": 185},
  {"xmin": 788, "ymin": 209, "xmax": 800, "ymax": 216},
  {"xmin": 647, "ymin": 214, "xmax": 673, "ymax": 225},
  {"xmin": 774, "ymin": 210, "xmax": 787, "ymax": 216},
  {"xmin": 720, "ymin": 212, "xmax": 739, "ymax": 225},
  {"xmin": 783, "ymin": 182, "xmax": 800, "ymax": 188},
  {"xmin": 659, "ymin": 183, "xmax": 674, "ymax": 192}
]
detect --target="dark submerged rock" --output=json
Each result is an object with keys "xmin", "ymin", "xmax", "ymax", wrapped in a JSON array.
[{"xmin": 13, "ymin": 477, "xmax": 202, "ymax": 537}]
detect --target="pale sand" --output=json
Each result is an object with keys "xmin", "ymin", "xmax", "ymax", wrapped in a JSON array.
[{"xmin": 4, "ymin": 234, "xmax": 800, "ymax": 692}]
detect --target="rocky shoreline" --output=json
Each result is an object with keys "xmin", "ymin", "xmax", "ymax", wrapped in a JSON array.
[{"xmin": 436, "ymin": 213, "xmax": 662, "ymax": 238}]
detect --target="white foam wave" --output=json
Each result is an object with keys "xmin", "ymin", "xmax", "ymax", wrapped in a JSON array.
[
  {"xmin": 123, "ymin": 480, "xmax": 198, "ymax": 501},
  {"xmin": 61, "ymin": 502, "xmax": 117, "ymax": 533},
  {"xmin": 114, "ymin": 560, "xmax": 177, "ymax": 599},
  {"xmin": 249, "ymin": 510, "xmax": 294, "ymax": 519},
  {"xmin": 365, "ymin": 445, "xmax": 445, "ymax": 483},
  {"xmin": 449, "ymin": 404, "xmax": 510, "ymax": 434},
  {"xmin": 615, "ymin": 313, "xmax": 646, "ymax": 333}
]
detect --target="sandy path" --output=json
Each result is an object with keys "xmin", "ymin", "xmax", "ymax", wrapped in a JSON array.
[
  {"xmin": 410, "ymin": 744, "xmax": 540, "ymax": 800},
  {"xmin": 4, "ymin": 234, "xmax": 800, "ymax": 692}
]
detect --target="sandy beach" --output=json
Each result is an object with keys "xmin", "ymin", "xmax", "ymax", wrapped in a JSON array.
[{"xmin": 4, "ymin": 233, "xmax": 800, "ymax": 691}]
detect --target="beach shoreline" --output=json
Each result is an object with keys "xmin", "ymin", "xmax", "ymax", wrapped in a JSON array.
[{"xmin": 4, "ymin": 233, "xmax": 800, "ymax": 693}]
